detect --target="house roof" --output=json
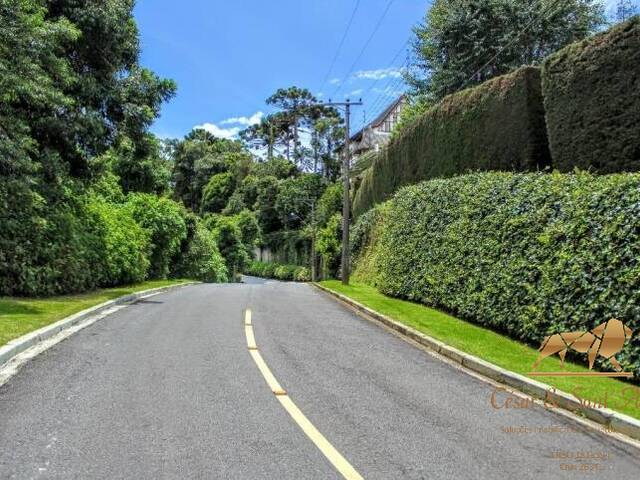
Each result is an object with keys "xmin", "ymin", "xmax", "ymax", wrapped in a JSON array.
[{"xmin": 350, "ymin": 95, "xmax": 405, "ymax": 142}]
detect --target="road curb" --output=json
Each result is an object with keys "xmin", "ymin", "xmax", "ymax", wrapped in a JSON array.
[
  {"xmin": 0, "ymin": 282, "xmax": 197, "ymax": 369},
  {"xmin": 313, "ymin": 283, "xmax": 640, "ymax": 442}
]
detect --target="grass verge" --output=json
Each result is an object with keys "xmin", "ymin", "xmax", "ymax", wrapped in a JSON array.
[
  {"xmin": 319, "ymin": 280, "xmax": 640, "ymax": 420},
  {"xmin": 0, "ymin": 279, "xmax": 191, "ymax": 347}
]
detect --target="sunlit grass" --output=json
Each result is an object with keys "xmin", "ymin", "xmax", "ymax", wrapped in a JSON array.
[{"xmin": 0, "ymin": 279, "xmax": 190, "ymax": 347}]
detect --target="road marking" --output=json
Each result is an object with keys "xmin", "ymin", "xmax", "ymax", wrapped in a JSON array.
[
  {"xmin": 244, "ymin": 309, "xmax": 252, "ymax": 326},
  {"xmin": 243, "ymin": 309, "xmax": 363, "ymax": 480}
]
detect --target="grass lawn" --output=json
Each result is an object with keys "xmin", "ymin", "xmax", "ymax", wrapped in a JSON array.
[
  {"xmin": 320, "ymin": 280, "xmax": 640, "ymax": 421},
  {"xmin": 0, "ymin": 279, "xmax": 191, "ymax": 347}
]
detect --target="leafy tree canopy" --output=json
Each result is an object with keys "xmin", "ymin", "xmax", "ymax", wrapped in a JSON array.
[{"xmin": 407, "ymin": 0, "xmax": 605, "ymax": 100}]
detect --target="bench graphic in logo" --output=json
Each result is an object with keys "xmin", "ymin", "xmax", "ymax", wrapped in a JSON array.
[{"xmin": 529, "ymin": 319, "xmax": 634, "ymax": 378}]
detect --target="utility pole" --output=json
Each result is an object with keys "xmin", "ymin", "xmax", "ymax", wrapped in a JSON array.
[{"xmin": 315, "ymin": 98, "xmax": 362, "ymax": 285}]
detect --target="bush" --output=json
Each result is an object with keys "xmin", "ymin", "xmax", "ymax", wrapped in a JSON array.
[
  {"xmin": 125, "ymin": 193, "xmax": 187, "ymax": 279},
  {"xmin": 294, "ymin": 266, "xmax": 311, "ymax": 282},
  {"xmin": 542, "ymin": 17, "xmax": 640, "ymax": 173},
  {"xmin": 368, "ymin": 171, "xmax": 640, "ymax": 377},
  {"xmin": 352, "ymin": 67, "xmax": 551, "ymax": 217},
  {"xmin": 350, "ymin": 204, "xmax": 388, "ymax": 285},
  {"xmin": 274, "ymin": 264, "xmax": 297, "ymax": 281},
  {"xmin": 170, "ymin": 213, "xmax": 228, "ymax": 283},
  {"xmin": 87, "ymin": 197, "xmax": 150, "ymax": 286},
  {"xmin": 0, "ymin": 179, "xmax": 155, "ymax": 296},
  {"xmin": 0, "ymin": 182, "xmax": 106, "ymax": 296},
  {"xmin": 211, "ymin": 215, "xmax": 249, "ymax": 280},
  {"xmin": 244, "ymin": 261, "xmax": 308, "ymax": 282}
]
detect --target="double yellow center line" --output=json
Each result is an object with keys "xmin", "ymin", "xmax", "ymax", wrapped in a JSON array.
[{"xmin": 244, "ymin": 309, "xmax": 363, "ymax": 480}]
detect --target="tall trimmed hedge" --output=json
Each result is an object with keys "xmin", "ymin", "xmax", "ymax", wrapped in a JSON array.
[
  {"xmin": 352, "ymin": 67, "xmax": 551, "ymax": 217},
  {"xmin": 542, "ymin": 17, "xmax": 640, "ymax": 173},
  {"xmin": 362, "ymin": 172, "xmax": 640, "ymax": 377}
]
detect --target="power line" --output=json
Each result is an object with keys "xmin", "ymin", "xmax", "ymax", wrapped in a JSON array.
[
  {"xmin": 318, "ymin": 0, "xmax": 362, "ymax": 94},
  {"xmin": 331, "ymin": 0, "xmax": 397, "ymax": 98}
]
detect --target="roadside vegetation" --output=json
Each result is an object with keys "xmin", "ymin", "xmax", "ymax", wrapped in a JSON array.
[
  {"xmin": 0, "ymin": 279, "xmax": 189, "ymax": 347},
  {"xmin": 245, "ymin": 261, "xmax": 311, "ymax": 282},
  {"xmin": 320, "ymin": 281, "xmax": 640, "ymax": 421}
]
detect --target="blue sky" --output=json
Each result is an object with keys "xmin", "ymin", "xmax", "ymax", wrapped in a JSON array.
[
  {"xmin": 134, "ymin": 0, "xmax": 430, "ymax": 140},
  {"xmin": 134, "ymin": 0, "xmax": 624, "ymax": 140}
]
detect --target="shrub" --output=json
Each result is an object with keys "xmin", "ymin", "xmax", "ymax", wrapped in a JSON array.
[
  {"xmin": 170, "ymin": 213, "xmax": 228, "ymax": 283},
  {"xmin": 87, "ymin": 197, "xmax": 150, "ymax": 286},
  {"xmin": 274, "ymin": 265, "xmax": 297, "ymax": 281},
  {"xmin": 350, "ymin": 203, "xmax": 388, "ymax": 286},
  {"xmin": 125, "ymin": 193, "xmax": 187, "ymax": 279},
  {"xmin": 294, "ymin": 266, "xmax": 311, "ymax": 282},
  {"xmin": 0, "ymin": 182, "xmax": 106, "ymax": 296},
  {"xmin": 542, "ymin": 17, "xmax": 640, "ymax": 173},
  {"xmin": 244, "ymin": 261, "xmax": 308, "ymax": 282},
  {"xmin": 316, "ymin": 213, "xmax": 342, "ymax": 278},
  {"xmin": 211, "ymin": 215, "xmax": 249, "ymax": 280},
  {"xmin": 369, "ymin": 171, "xmax": 640, "ymax": 377},
  {"xmin": 352, "ymin": 67, "xmax": 551, "ymax": 217}
]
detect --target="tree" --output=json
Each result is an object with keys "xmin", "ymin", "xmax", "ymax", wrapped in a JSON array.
[
  {"xmin": 254, "ymin": 175, "xmax": 282, "ymax": 234},
  {"xmin": 172, "ymin": 129, "xmax": 247, "ymax": 210},
  {"xmin": 201, "ymin": 172, "xmax": 235, "ymax": 214},
  {"xmin": 407, "ymin": 0, "xmax": 605, "ymax": 100},
  {"xmin": 275, "ymin": 174, "xmax": 325, "ymax": 229},
  {"xmin": 240, "ymin": 113, "xmax": 292, "ymax": 160},
  {"xmin": 109, "ymin": 134, "xmax": 172, "ymax": 194},
  {"xmin": 266, "ymin": 87, "xmax": 317, "ymax": 164}
]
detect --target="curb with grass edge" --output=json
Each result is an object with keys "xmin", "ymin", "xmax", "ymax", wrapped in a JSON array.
[
  {"xmin": 0, "ymin": 282, "xmax": 197, "ymax": 369},
  {"xmin": 313, "ymin": 282, "xmax": 640, "ymax": 442}
]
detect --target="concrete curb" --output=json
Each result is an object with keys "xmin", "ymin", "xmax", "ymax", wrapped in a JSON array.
[
  {"xmin": 313, "ymin": 283, "xmax": 640, "ymax": 442},
  {"xmin": 0, "ymin": 282, "xmax": 197, "ymax": 369}
]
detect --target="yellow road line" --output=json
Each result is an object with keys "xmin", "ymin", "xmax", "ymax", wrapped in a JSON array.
[
  {"xmin": 245, "ymin": 309, "xmax": 252, "ymax": 326},
  {"xmin": 243, "ymin": 308, "xmax": 363, "ymax": 480},
  {"xmin": 249, "ymin": 349, "xmax": 287, "ymax": 396}
]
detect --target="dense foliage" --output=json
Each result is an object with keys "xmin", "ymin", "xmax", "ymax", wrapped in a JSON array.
[
  {"xmin": 542, "ymin": 16, "xmax": 640, "ymax": 173},
  {"xmin": 170, "ymin": 213, "xmax": 228, "ymax": 283},
  {"xmin": 244, "ymin": 261, "xmax": 311, "ymax": 282},
  {"xmin": 357, "ymin": 172, "xmax": 640, "ymax": 377},
  {"xmin": 353, "ymin": 67, "xmax": 550, "ymax": 217},
  {"xmin": 407, "ymin": 0, "xmax": 604, "ymax": 100},
  {"xmin": 0, "ymin": 1, "xmax": 229, "ymax": 295}
]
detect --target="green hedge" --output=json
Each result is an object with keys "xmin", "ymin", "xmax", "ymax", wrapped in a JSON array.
[
  {"xmin": 352, "ymin": 67, "xmax": 551, "ymax": 217},
  {"xmin": 244, "ymin": 261, "xmax": 310, "ymax": 282},
  {"xmin": 361, "ymin": 172, "xmax": 640, "ymax": 377},
  {"xmin": 542, "ymin": 17, "xmax": 640, "ymax": 173}
]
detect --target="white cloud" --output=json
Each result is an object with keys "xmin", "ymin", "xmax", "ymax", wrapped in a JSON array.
[
  {"xmin": 193, "ymin": 123, "xmax": 241, "ymax": 140},
  {"xmin": 220, "ymin": 111, "xmax": 264, "ymax": 126},
  {"xmin": 329, "ymin": 78, "xmax": 341, "ymax": 85},
  {"xmin": 354, "ymin": 67, "xmax": 403, "ymax": 81},
  {"xmin": 372, "ymin": 85, "xmax": 404, "ymax": 98}
]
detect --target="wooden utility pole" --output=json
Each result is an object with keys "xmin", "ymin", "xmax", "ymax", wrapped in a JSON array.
[{"xmin": 315, "ymin": 98, "xmax": 362, "ymax": 285}]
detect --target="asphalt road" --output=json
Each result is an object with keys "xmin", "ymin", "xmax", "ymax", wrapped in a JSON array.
[{"xmin": 1, "ymin": 279, "xmax": 639, "ymax": 479}]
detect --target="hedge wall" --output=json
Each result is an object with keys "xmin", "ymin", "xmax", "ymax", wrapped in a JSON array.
[
  {"xmin": 352, "ymin": 66, "xmax": 551, "ymax": 217},
  {"xmin": 542, "ymin": 17, "xmax": 640, "ymax": 173},
  {"xmin": 363, "ymin": 172, "xmax": 640, "ymax": 377}
]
